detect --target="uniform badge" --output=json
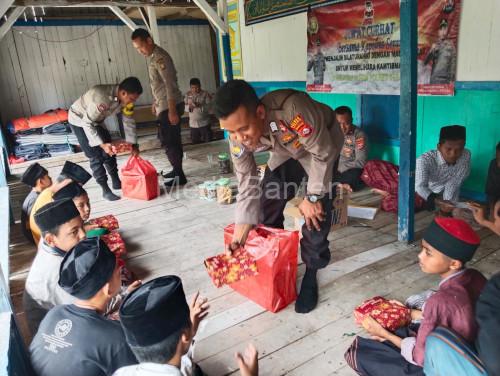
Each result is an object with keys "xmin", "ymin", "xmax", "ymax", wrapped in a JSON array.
[
  {"xmin": 279, "ymin": 121, "xmax": 288, "ymax": 133},
  {"xmin": 97, "ymin": 103, "xmax": 108, "ymax": 113},
  {"xmin": 290, "ymin": 114, "xmax": 313, "ymax": 138},
  {"xmin": 269, "ymin": 121, "xmax": 278, "ymax": 132},
  {"xmin": 292, "ymin": 139, "xmax": 302, "ymax": 149},
  {"xmin": 355, "ymin": 137, "xmax": 366, "ymax": 150},
  {"xmin": 281, "ymin": 133, "xmax": 295, "ymax": 144},
  {"xmin": 231, "ymin": 145, "xmax": 244, "ymax": 158},
  {"xmin": 157, "ymin": 58, "xmax": 166, "ymax": 70}
]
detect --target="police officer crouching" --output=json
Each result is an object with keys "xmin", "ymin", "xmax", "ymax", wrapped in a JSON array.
[
  {"xmin": 29, "ymin": 238, "xmax": 137, "ymax": 376},
  {"xmin": 68, "ymin": 77, "xmax": 143, "ymax": 201},
  {"xmin": 214, "ymin": 80, "xmax": 344, "ymax": 314}
]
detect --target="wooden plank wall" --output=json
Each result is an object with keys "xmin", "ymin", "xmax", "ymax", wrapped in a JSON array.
[{"xmin": 0, "ymin": 24, "xmax": 217, "ymax": 123}]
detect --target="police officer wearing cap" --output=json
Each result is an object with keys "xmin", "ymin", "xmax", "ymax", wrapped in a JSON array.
[
  {"xmin": 68, "ymin": 77, "xmax": 143, "ymax": 201},
  {"xmin": 131, "ymin": 29, "xmax": 187, "ymax": 187},
  {"xmin": 29, "ymin": 238, "xmax": 137, "ymax": 376},
  {"xmin": 214, "ymin": 80, "xmax": 344, "ymax": 314},
  {"xmin": 424, "ymin": 19, "xmax": 457, "ymax": 84}
]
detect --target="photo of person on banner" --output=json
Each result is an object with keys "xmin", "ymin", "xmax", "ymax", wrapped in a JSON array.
[
  {"xmin": 307, "ymin": 40, "xmax": 326, "ymax": 86},
  {"xmin": 423, "ymin": 19, "xmax": 457, "ymax": 85}
]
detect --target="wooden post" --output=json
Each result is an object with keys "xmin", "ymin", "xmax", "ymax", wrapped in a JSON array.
[
  {"xmin": 0, "ymin": 0, "xmax": 15, "ymax": 19},
  {"xmin": 398, "ymin": 0, "xmax": 418, "ymax": 242}
]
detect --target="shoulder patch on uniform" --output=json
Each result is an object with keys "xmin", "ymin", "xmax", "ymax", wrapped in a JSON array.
[
  {"xmin": 269, "ymin": 121, "xmax": 278, "ymax": 133},
  {"xmin": 290, "ymin": 114, "xmax": 313, "ymax": 137},
  {"xmin": 355, "ymin": 137, "xmax": 366, "ymax": 150},
  {"xmin": 157, "ymin": 57, "xmax": 166, "ymax": 70},
  {"xmin": 292, "ymin": 139, "xmax": 303, "ymax": 149},
  {"xmin": 231, "ymin": 145, "xmax": 245, "ymax": 158},
  {"xmin": 97, "ymin": 103, "xmax": 108, "ymax": 113},
  {"xmin": 279, "ymin": 121, "xmax": 288, "ymax": 133}
]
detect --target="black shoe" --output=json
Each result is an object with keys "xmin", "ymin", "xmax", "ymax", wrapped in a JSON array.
[
  {"xmin": 160, "ymin": 170, "xmax": 176, "ymax": 179},
  {"xmin": 295, "ymin": 268, "xmax": 318, "ymax": 314},
  {"xmin": 100, "ymin": 183, "xmax": 120, "ymax": 201},
  {"xmin": 163, "ymin": 174, "xmax": 187, "ymax": 188},
  {"xmin": 110, "ymin": 174, "xmax": 121, "ymax": 190}
]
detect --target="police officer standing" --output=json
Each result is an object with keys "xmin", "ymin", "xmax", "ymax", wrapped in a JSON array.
[
  {"xmin": 307, "ymin": 40, "xmax": 326, "ymax": 85},
  {"xmin": 68, "ymin": 77, "xmax": 142, "ymax": 201},
  {"xmin": 131, "ymin": 29, "xmax": 187, "ymax": 187},
  {"xmin": 214, "ymin": 80, "xmax": 343, "ymax": 314},
  {"xmin": 424, "ymin": 19, "xmax": 457, "ymax": 84}
]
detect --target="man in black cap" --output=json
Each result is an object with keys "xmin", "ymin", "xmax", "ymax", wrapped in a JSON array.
[
  {"xmin": 30, "ymin": 237, "xmax": 138, "ymax": 376},
  {"xmin": 20, "ymin": 162, "xmax": 52, "ymax": 244},
  {"xmin": 415, "ymin": 125, "xmax": 470, "ymax": 210},
  {"xmin": 23, "ymin": 199, "xmax": 85, "ymax": 334},
  {"xmin": 114, "ymin": 276, "xmax": 258, "ymax": 376}
]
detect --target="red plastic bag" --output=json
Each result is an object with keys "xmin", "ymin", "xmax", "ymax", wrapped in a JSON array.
[
  {"xmin": 121, "ymin": 155, "xmax": 159, "ymax": 201},
  {"xmin": 224, "ymin": 224, "xmax": 299, "ymax": 313}
]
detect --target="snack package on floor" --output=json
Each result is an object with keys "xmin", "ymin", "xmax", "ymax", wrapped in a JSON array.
[
  {"xmin": 121, "ymin": 155, "xmax": 159, "ymax": 201},
  {"xmin": 204, "ymin": 248, "xmax": 258, "ymax": 288},
  {"xmin": 88, "ymin": 215, "xmax": 119, "ymax": 231},
  {"xmin": 354, "ymin": 296, "xmax": 411, "ymax": 331},
  {"xmin": 224, "ymin": 224, "xmax": 299, "ymax": 313},
  {"xmin": 101, "ymin": 232, "xmax": 127, "ymax": 257}
]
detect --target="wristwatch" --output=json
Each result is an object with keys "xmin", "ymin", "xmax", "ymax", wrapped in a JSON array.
[{"xmin": 306, "ymin": 194, "xmax": 323, "ymax": 203}]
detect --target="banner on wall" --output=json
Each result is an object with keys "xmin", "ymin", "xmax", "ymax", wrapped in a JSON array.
[
  {"xmin": 228, "ymin": 0, "xmax": 243, "ymax": 78},
  {"xmin": 306, "ymin": 0, "xmax": 461, "ymax": 95}
]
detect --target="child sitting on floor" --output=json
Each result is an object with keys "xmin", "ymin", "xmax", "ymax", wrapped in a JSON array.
[
  {"xmin": 20, "ymin": 162, "xmax": 53, "ymax": 244},
  {"xmin": 53, "ymin": 182, "xmax": 135, "ymax": 286},
  {"xmin": 344, "ymin": 217, "xmax": 487, "ymax": 376}
]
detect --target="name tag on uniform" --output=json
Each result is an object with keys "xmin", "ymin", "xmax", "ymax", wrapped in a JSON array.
[{"xmin": 269, "ymin": 121, "xmax": 278, "ymax": 133}]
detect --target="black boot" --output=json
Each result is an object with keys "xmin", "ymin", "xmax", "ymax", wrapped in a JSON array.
[
  {"xmin": 99, "ymin": 182, "xmax": 120, "ymax": 201},
  {"xmin": 110, "ymin": 173, "xmax": 121, "ymax": 190},
  {"xmin": 160, "ymin": 170, "xmax": 176, "ymax": 179},
  {"xmin": 295, "ymin": 268, "xmax": 318, "ymax": 314},
  {"xmin": 163, "ymin": 171, "xmax": 187, "ymax": 188}
]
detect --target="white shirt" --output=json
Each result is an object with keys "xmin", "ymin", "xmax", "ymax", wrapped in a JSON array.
[
  {"xmin": 415, "ymin": 149, "xmax": 471, "ymax": 202},
  {"xmin": 113, "ymin": 363, "xmax": 182, "ymax": 376}
]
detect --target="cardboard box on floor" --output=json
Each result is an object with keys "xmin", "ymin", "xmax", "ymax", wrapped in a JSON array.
[{"xmin": 284, "ymin": 191, "xmax": 349, "ymax": 232}]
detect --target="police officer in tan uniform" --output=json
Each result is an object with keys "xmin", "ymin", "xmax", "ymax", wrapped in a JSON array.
[
  {"xmin": 68, "ymin": 77, "xmax": 142, "ymax": 201},
  {"xmin": 131, "ymin": 28, "xmax": 187, "ymax": 187},
  {"xmin": 424, "ymin": 19, "xmax": 457, "ymax": 84},
  {"xmin": 214, "ymin": 80, "xmax": 344, "ymax": 313},
  {"xmin": 334, "ymin": 105, "xmax": 368, "ymax": 191}
]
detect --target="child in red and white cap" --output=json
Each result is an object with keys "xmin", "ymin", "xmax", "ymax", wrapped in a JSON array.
[{"xmin": 345, "ymin": 217, "xmax": 487, "ymax": 376}]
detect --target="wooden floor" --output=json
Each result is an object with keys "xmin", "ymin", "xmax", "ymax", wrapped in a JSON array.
[{"xmin": 8, "ymin": 140, "xmax": 500, "ymax": 376}]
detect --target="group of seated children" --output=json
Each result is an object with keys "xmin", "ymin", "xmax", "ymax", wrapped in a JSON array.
[
  {"xmin": 333, "ymin": 109, "xmax": 499, "ymax": 232},
  {"xmin": 20, "ymin": 160, "xmax": 258, "ymax": 376},
  {"xmin": 17, "ymin": 108, "xmax": 498, "ymax": 375}
]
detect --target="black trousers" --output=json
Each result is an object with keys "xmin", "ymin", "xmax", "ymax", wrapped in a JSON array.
[
  {"xmin": 334, "ymin": 168, "xmax": 364, "ymax": 191},
  {"xmin": 260, "ymin": 158, "xmax": 335, "ymax": 269},
  {"xmin": 158, "ymin": 103, "xmax": 185, "ymax": 174},
  {"xmin": 69, "ymin": 123, "xmax": 117, "ymax": 185},
  {"xmin": 190, "ymin": 124, "xmax": 212, "ymax": 144}
]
